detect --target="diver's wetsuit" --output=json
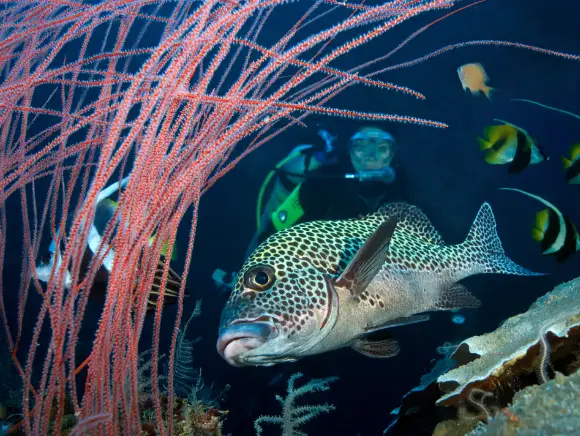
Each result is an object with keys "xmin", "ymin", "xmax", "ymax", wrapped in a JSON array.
[{"xmin": 257, "ymin": 150, "xmax": 407, "ymax": 244}]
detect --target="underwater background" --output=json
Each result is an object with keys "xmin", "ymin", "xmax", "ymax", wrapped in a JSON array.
[
  {"xmin": 1, "ymin": 1, "xmax": 580, "ymax": 435},
  {"xmin": 198, "ymin": 1, "xmax": 580, "ymax": 434}
]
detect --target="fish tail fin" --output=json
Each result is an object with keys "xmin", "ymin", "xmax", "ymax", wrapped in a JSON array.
[
  {"xmin": 561, "ymin": 155, "xmax": 572, "ymax": 169},
  {"xmin": 482, "ymin": 86, "xmax": 494, "ymax": 101},
  {"xmin": 477, "ymin": 137, "xmax": 493, "ymax": 151},
  {"xmin": 463, "ymin": 202, "xmax": 545, "ymax": 276}
]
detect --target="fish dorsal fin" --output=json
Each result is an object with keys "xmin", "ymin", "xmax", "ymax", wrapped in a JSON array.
[
  {"xmin": 434, "ymin": 283, "xmax": 481, "ymax": 310},
  {"xmin": 570, "ymin": 143, "xmax": 580, "ymax": 160},
  {"xmin": 351, "ymin": 337, "xmax": 400, "ymax": 358},
  {"xmin": 499, "ymin": 188, "xmax": 561, "ymax": 216},
  {"xmin": 335, "ymin": 217, "xmax": 397, "ymax": 296},
  {"xmin": 493, "ymin": 118, "xmax": 530, "ymax": 137},
  {"xmin": 376, "ymin": 203, "xmax": 445, "ymax": 245}
]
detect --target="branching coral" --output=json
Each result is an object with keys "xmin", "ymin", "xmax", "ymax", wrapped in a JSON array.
[
  {"xmin": 254, "ymin": 373, "xmax": 338, "ymax": 436},
  {"xmin": 0, "ymin": 336, "xmax": 21, "ymax": 410}
]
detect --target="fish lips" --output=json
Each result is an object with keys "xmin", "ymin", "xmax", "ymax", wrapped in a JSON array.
[{"xmin": 217, "ymin": 317, "xmax": 280, "ymax": 367}]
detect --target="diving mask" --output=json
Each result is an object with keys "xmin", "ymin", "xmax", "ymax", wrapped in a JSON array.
[{"xmin": 349, "ymin": 127, "xmax": 397, "ymax": 169}]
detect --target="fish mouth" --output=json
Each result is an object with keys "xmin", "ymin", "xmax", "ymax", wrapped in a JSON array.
[{"xmin": 217, "ymin": 316, "xmax": 279, "ymax": 367}]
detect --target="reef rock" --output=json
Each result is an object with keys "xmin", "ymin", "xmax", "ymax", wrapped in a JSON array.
[
  {"xmin": 385, "ymin": 276, "xmax": 580, "ymax": 435},
  {"xmin": 437, "ymin": 276, "xmax": 580, "ymax": 406}
]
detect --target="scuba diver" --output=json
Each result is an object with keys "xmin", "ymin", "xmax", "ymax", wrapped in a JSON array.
[{"xmin": 212, "ymin": 125, "xmax": 405, "ymax": 291}]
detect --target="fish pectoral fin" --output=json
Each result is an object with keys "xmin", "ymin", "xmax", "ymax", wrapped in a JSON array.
[
  {"xmin": 364, "ymin": 314, "xmax": 431, "ymax": 333},
  {"xmin": 335, "ymin": 217, "xmax": 398, "ymax": 297},
  {"xmin": 351, "ymin": 337, "xmax": 400, "ymax": 358},
  {"xmin": 434, "ymin": 283, "xmax": 481, "ymax": 310}
]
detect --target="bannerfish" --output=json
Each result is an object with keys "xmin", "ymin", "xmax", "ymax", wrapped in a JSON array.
[
  {"xmin": 217, "ymin": 202, "xmax": 541, "ymax": 367},
  {"xmin": 35, "ymin": 178, "xmax": 187, "ymax": 311},
  {"xmin": 501, "ymin": 187, "xmax": 580, "ymax": 262},
  {"xmin": 561, "ymin": 143, "xmax": 580, "ymax": 184},
  {"xmin": 457, "ymin": 63, "xmax": 494, "ymax": 100},
  {"xmin": 477, "ymin": 119, "xmax": 548, "ymax": 173}
]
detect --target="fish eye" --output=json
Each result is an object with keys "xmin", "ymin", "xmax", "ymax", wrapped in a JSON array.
[{"xmin": 244, "ymin": 265, "xmax": 276, "ymax": 291}]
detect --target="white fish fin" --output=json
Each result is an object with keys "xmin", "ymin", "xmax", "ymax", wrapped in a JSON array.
[
  {"xmin": 434, "ymin": 283, "xmax": 480, "ymax": 310},
  {"xmin": 499, "ymin": 187, "xmax": 561, "ymax": 217},
  {"xmin": 335, "ymin": 217, "xmax": 397, "ymax": 296},
  {"xmin": 351, "ymin": 337, "xmax": 400, "ymax": 358}
]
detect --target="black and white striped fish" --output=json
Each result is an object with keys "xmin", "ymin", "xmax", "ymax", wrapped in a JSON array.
[
  {"xmin": 501, "ymin": 188, "xmax": 580, "ymax": 262},
  {"xmin": 35, "ymin": 177, "xmax": 186, "ymax": 311}
]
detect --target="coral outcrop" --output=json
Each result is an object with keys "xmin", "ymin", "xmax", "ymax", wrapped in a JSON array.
[{"xmin": 385, "ymin": 276, "xmax": 580, "ymax": 435}]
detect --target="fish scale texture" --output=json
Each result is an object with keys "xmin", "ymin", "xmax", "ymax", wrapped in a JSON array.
[
  {"xmin": 222, "ymin": 202, "xmax": 538, "ymax": 330},
  {"xmin": 232, "ymin": 202, "xmax": 533, "ymax": 300}
]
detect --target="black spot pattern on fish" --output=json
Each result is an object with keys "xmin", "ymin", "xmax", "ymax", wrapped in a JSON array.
[{"xmin": 220, "ymin": 202, "xmax": 533, "ymax": 328}]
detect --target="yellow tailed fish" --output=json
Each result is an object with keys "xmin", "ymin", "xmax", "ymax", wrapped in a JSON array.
[{"xmin": 477, "ymin": 119, "xmax": 548, "ymax": 173}]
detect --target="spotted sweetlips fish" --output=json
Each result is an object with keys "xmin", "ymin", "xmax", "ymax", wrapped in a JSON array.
[{"xmin": 217, "ymin": 202, "xmax": 541, "ymax": 367}]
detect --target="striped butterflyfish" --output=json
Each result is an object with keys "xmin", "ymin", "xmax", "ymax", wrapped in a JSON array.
[
  {"xmin": 501, "ymin": 188, "xmax": 580, "ymax": 262},
  {"xmin": 36, "ymin": 196, "xmax": 187, "ymax": 312},
  {"xmin": 561, "ymin": 143, "xmax": 580, "ymax": 184},
  {"xmin": 477, "ymin": 119, "xmax": 548, "ymax": 174}
]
